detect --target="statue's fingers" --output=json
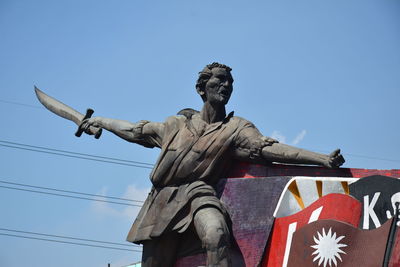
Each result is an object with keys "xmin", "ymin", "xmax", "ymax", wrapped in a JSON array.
[
  {"xmin": 83, "ymin": 124, "xmax": 90, "ymax": 134},
  {"xmin": 338, "ymin": 154, "xmax": 345, "ymax": 165},
  {"xmin": 262, "ymin": 136, "xmax": 278, "ymax": 144},
  {"xmin": 81, "ymin": 121, "xmax": 94, "ymax": 135},
  {"xmin": 329, "ymin": 149, "xmax": 341, "ymax": 158},
  {"xmin": 333, "ymin": 154, "xmax": 345, "ymax": 167}
]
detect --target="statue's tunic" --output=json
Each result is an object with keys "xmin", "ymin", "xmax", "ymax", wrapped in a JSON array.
[{"xmin": 127, "ymin": 112, "xmax": 269, "ymax": 243}]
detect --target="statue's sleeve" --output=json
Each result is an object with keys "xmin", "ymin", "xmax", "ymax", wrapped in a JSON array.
[
  {"xmin": 132, "ymin": 120, "xmax": 164, "ymax": 148},
  {"xmin": 233, "ymin": 122, "xmax": 271, "ymax": 163}
]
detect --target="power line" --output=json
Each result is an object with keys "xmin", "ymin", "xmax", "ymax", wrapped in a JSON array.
[
  {"xmin": 0, "ymin": 185, "xmax": 143, "ymax": 207},
  {"xmin": 342, "ymin": 153, "xmax": 400, "ymax": 164},
  {"xmin": 0, "ymin": 228, "xmax": 141, "ymax": 248},
  {"xmin": 2, "ymin": 98, "xmax": 400, "ymax": 165},
  {"xmin": 312, "ymin": 148, "xmax": 400, "ymax": 164},
  {"xmin": 0, "ymin": 140, "xmax": 153, "ymax": 166},
  {"xmin": 0, "ymin": 99, "xmax": 42, "ymax": 109},
  {"xmin": 0, "ymin": 179, "xmax": 145, "ymax": 203},
  {"xmin": 0, "ymin": 143, "xmax": 153, "ymax": 169},
  {"xmin": 0, "ymin": 233, "xmax": 142, "ymax": 252},
  {"xmin": 2, "ymin": 139, "xmax": 400, "ymax": 166}
]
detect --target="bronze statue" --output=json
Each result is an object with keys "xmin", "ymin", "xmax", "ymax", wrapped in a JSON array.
[{"xmin": 36, "ymin": 62, "xmax": 344, "ymax": 267}]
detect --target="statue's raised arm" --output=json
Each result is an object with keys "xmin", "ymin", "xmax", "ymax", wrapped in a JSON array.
[{"xmin": 81, "ymin": 117, "xmax": 164, "ymax": 148}]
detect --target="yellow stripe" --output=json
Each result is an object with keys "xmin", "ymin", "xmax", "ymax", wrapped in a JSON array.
[
  {"xmin": 288, "ymin": 180, "xmax": 305, "ymax": 209},
  {"xmin": 316, "ymin": 180, "xmax": 323, "ymax": 198},
  {"xmin": 341, "ymin": 181, "xmax": 350, "ymax": 195}
]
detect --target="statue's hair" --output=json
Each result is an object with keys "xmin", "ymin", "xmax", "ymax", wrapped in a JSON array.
[
  {"xmin": 196, "ymin": 62, "xmax": 233, "ymax": 101},
  {"xmin": 203, "ymin": 62, "xmax": 232, "ymax": 72}
]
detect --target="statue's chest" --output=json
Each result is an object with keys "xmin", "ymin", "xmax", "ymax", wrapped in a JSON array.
[{"xmin": 168, "ymin": 122, "xmax": 233, "ymax": 154}]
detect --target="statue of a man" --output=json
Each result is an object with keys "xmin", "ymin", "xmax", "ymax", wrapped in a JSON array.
[{"xmin": 81, "ymin": 62, "xmax": 344, "ymax": 267}]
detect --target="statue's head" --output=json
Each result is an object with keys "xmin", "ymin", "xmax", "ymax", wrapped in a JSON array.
[{"xmin": 196, "ymin": 62, "xmax": 234, "ymax": 105}]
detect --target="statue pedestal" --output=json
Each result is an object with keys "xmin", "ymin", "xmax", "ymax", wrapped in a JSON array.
[{"xmin": 175, "ymin": 162, "xmax": 400, "ymax": 267}]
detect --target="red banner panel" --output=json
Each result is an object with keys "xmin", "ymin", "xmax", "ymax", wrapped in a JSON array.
[{"xmin": 263, "ymin": 193, "xmax": 361, "ymax": 267}]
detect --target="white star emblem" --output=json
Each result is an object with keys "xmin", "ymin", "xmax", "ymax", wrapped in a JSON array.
[{"xmin": 310, "ymin": 227, "xmax": 347, "ymax": 267}]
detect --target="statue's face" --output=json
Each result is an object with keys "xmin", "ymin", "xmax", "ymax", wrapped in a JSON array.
[{"xmin": 204, "ymin": 67, "xmax": 233, "ymax": 105}]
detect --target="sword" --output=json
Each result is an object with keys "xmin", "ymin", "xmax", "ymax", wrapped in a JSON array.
[{"xmin": 34, "ymin": 86, "xmax": 102, "ymax": 139}]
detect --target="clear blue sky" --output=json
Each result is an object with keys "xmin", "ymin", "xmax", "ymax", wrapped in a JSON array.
[{"xmin": 1, "ymin": 0, "xmax": 399, "ymax": 266}]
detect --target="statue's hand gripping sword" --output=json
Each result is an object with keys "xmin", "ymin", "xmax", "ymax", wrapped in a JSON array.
[{"xmin": 34, "ymin": 86, "xmax": 102, "ymax": 139}]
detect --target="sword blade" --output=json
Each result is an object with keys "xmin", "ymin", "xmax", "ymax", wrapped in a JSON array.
[{"xmin": 34, "ymin": 86, "xmax": 83, "ymax": 125}]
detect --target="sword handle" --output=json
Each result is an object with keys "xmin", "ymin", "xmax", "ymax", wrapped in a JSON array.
[{"xmin": 75, "ymin": 108, "xmax": 102, "ymax": 139}]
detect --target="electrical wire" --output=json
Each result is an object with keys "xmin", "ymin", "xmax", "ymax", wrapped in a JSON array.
[
  {"xmin": 2, "ymin": 139, "xmax": 400, "ymax": 166},
  {"xmin": 0, "ymin": 143, "xmax": 153, "ymax": 169},
  {"xmin": 312, "ymin": 148, "xmax": 400, "ymax": 164},
  {"xmin": 0, "ymin": 140, "xmax": 153, "ymax": 166},
  {"xmin": 2, "ymin": 97, "xmax": 400, "ymax": 165},
  {"xmin": 0, "ymin": 99, "xmax": 42, "ymax": 109},
  {"xmin": 0, "ymin": 185, "xmax": 143, "ymax": 207},
  {"xmin": 0, "ymin": 179, "xmax": 145, "ymax": 203},
  {"xmin": 341, "ymin": 153, "xmax": 400, "ymax": 163},
  {"xmin": 0, "ymin": 233, "xmax": 141, "ymax": 252},
  {"xmin": 0, "ymin": 228, "xmax": 141, "ymax": 248}
]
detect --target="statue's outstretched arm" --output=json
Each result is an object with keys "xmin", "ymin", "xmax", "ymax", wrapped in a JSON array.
[
  {"xmin": 233, "ymin": 124, "xmax": 344, "ymax": 168},
  {"xmin": 81, "ymin": 117, "xmax": 164, "ymax": 147},
  {"xmin": 262, "ymin": 143, "xmax": 345, "ymax": 168}
]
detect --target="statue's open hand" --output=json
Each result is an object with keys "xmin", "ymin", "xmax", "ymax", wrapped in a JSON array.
[{"xmin": 325, "ymin": 149, "xmax": 345, "ymax": 168}]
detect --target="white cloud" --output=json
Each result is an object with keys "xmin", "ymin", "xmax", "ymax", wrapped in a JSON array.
[
  {"xmin": 291, "ymin": 129, "xmax": 307, "ymax": 145},
  {"xmin": 270, "ymin": 129, "xmax": 307, "ymax": 145},
  {"xmin": 91, "ymin": 185, "xmax": 150, "ymax": 220},
  {"xmin": 271, "ymin": 130, "xmax": 287, "ymax": 144}
]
